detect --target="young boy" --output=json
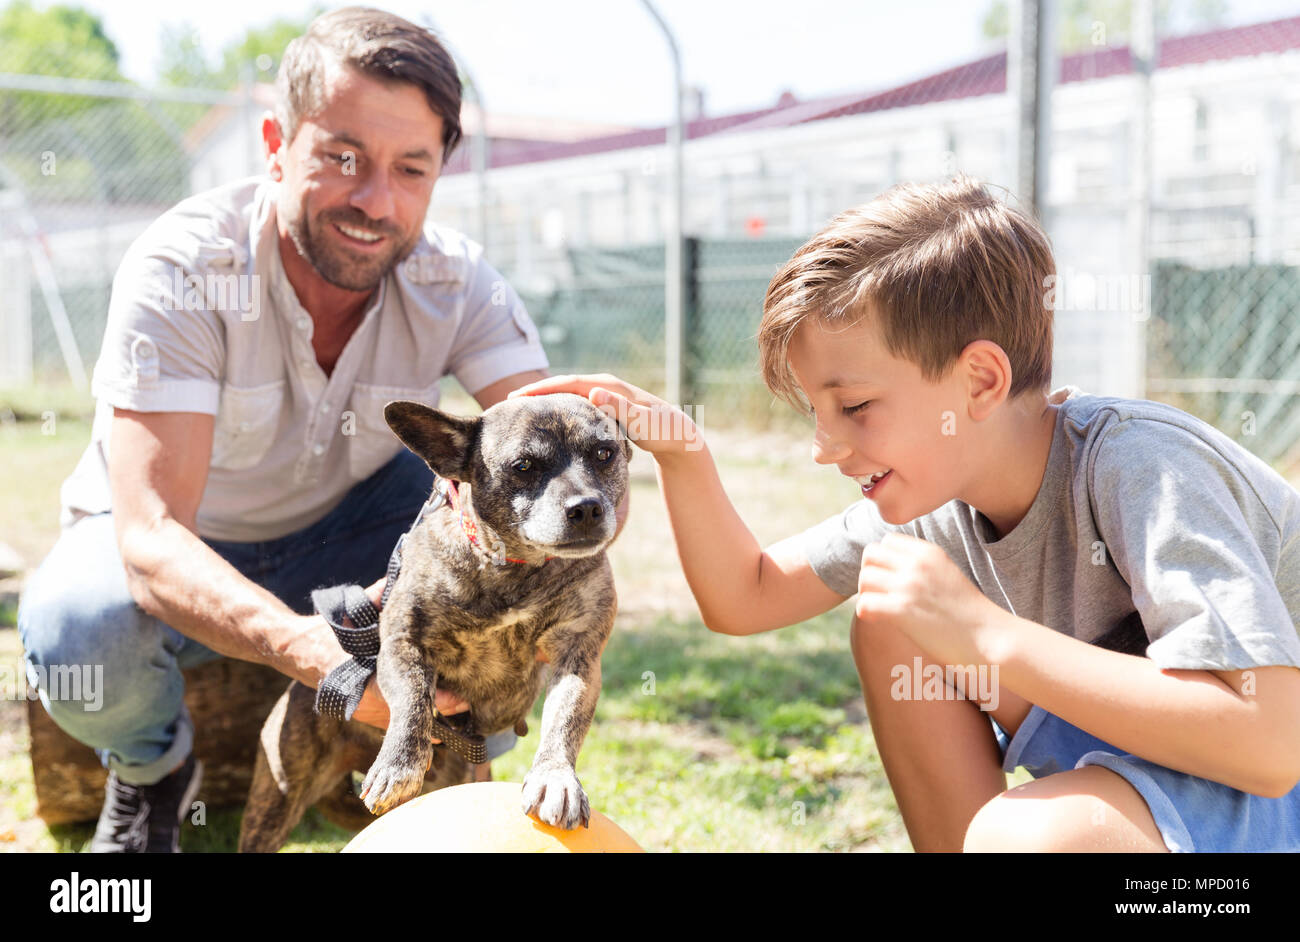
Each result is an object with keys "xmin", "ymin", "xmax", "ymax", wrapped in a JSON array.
[{"xmin": 513, "ymin": 176, "xmax": 1300, "ymax": 853}]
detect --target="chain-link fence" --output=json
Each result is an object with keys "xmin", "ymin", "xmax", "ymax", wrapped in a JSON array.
[
  {"xmin": 0, "ymin": 57, "xmax": 263, "ymax": 387},
  {"xmin": 0, "ymin": 69, "xmax": 810, "ymax": 423},
  {"xmin": 4, "ymin": 21, "xmax": 1300, "ymax": 473},
  {"xmin": 1147, "ymin": 262, "xmax": 1300, "ymax": 469},
  {"xmin": 515, "ymin": 237, "xmax": 806, "ymax": 420}
]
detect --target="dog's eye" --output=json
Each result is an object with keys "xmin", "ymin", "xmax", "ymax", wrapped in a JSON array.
[
  {"xmin": 512, "ymin": 458, "xmax": 533, "ymax": 473},
  {"xmin": 595, "ymin": 446, "xmax": 613, "ymax": 462}
]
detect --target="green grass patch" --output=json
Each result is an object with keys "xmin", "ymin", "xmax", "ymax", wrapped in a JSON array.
[
  {"xmin": 462, "ymin": 603, "xmax": 907, "ymax": 852},
  {"xmin": 0, "ymin": 380, "xmax": 96, "ymax": 423},
  {"xmin": 0, "ymin": 417, "xmax": 92, "ymax": 568},
  {"xmin": 0, "ymin": 391, "xmax": 917, "ymax": 853},
  {"xmin": 43, "ymin": 804, "xmax": 355, "ymax": 853}
]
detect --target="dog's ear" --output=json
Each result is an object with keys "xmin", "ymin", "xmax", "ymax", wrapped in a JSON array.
[{"xmin": 384, "ymin": 400, "xmax": 479, "ymax": 481}]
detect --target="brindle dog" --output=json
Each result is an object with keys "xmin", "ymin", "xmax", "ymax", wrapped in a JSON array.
[{"xmin": 237, "ymin": 393, "xmax": 629, "ymax": 853}]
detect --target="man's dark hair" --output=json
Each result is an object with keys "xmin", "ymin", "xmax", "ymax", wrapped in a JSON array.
[{"xmin": 275, "ymin": 6, "xmax": 463, "ymax": 159}]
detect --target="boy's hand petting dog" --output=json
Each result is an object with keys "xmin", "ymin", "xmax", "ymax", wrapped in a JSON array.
[
  {"xmin": 511, "ymin": 373, "xmax": 699, "ymax": 459},
  {"xmin": 856, "ymin": 532, "xmax": 1008, "ymax": 667}
]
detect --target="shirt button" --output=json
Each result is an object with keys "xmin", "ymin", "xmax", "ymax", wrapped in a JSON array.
[
  {"xmin": 319, "ymin": 402, "xmax": 330, "ymax": 414},
  {"xmin": 312, "ymin": 443, "xmax": 325, "ymax": 456},
  {"xmin": 239, "ymin": 421, "xmax": 251, "ymax": 432},
  {"xmin": 296, "ymin": 316, "xmax": 311, "ymax": 331}
]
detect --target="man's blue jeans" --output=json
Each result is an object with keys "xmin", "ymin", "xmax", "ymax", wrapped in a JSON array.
[{"xmin": 17, "ymin": 450, "xmax": 515, "ymax": 787}]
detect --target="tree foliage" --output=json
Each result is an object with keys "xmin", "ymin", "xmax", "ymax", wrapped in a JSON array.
[
  {"xmin": 0, "ymin": 0, "xmax": 122, "ymax": 79},
  {"xmin": 0, "ymin": 1, "xmax": 186, "ymax": 204},
  {"xmin": 0, "ymin": 0, "xmax": 124, "ymax": 134},
  {"xmin": 157, "ymin": 8, "xmax": 326, "ymax": 90}
]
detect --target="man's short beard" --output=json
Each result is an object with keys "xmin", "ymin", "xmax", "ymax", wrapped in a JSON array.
[{"xmin": 284, "ymin": 203, "xmax": 418, "ymax": 292}]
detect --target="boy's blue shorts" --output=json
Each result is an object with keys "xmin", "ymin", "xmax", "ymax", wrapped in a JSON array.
[{"xmin": 991, "ymin": 705, "xmax": 1300, "ymax": 852}]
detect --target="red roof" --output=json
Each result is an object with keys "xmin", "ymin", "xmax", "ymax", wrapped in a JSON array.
[
  {"xmin": 442, "ymin": 101, "xmax": 789, "ymax": 174},
  {"xmin": 442, "ymin": 14, "xmax": 1300, "ymax": 175}
]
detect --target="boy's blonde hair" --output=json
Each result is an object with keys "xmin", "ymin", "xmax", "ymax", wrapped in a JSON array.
[{"xmin": 758, "ymin": 175, "xmax": 1055, "ymax": 411}]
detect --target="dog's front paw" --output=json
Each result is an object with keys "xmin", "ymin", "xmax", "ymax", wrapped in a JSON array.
[
  {"xmin": 521, "ymin": 764, "xmax": 590, "ymax": 830},
  {"xmin": 360, "ymin": 759, "xmax": 428, "ymax": 815}
]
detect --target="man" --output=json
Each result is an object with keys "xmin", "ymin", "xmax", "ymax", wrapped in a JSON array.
[{"xmin": 18, "ymin": 7, "xmax": 551, "ymax": 852}]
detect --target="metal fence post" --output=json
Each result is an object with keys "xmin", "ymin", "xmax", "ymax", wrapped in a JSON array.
[
  {"xmin": 639, "ymin": 0, "xmax": 685, "ymax": 407},
  {"xmin": 1008, "ymin": 0, "xmax": 1055, "ymax": 220},
  {"xmin": 684, "ymin": 234, "xmax": 700, "ymax": 402},
  {"xmin": 1131, "ymin": 0, "xmax": 1155, "ymax": 400}
]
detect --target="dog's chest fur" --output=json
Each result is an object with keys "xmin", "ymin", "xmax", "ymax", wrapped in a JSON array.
[{"xmin": 381, "ymin": 505, "xmax": 612, "ymax": 733}]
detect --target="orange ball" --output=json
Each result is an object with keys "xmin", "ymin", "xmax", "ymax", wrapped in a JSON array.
[{"xmin": 341, "ymin": 781, "xmax": 643, "ymax": 853}]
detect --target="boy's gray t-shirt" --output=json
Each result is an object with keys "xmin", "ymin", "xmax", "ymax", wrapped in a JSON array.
[{"xmin": 802, "ymin": 387, "xmax": 1300, "ymax": 671}]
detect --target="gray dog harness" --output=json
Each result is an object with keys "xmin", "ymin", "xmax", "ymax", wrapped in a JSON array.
[{"xmin": 311, "ymin": 481, "xmax": 490, "ymax": 765}]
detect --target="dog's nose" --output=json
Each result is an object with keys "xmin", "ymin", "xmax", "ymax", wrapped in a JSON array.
[{"xmin": 565, "ymin": 497, "xmax": 603, "ymax": 526}]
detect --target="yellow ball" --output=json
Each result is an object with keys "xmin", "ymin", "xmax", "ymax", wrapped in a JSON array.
[{"xmin": 341, "ymin": 781, "xmax": 644, "ymax": 853}]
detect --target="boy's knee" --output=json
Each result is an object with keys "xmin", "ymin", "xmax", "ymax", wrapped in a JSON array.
[
  {"xmin": 19, "ymin": 517, "xmax": 140, "ymax": 664},
  {"xmin": 963, "ymin": 796, "xmax": 1099, "ymax": 853},
  {"xmin": 849, "ymin": 612, "xmax": 911, "ymax": 666},
  {"xmin": 963, "ymin": 793, "xmax": 1034, "ymax": 852},
  {"xmin": 962, "ymin": 771, "xmax": 1162, "ymax": 852}
]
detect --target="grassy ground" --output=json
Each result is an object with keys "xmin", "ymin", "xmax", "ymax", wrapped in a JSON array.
[{"xmin": 0, "ymin": 381, "xmax": 1022, "ymax": 852}]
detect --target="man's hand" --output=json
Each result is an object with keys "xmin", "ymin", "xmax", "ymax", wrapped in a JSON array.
[
  {"xmin": 351, "ymin": 675, "xmax": 469, "ymax": 732},
  {"xmin": 855, "ymin": 532, "xmax": 1007, "ymax": 666}
]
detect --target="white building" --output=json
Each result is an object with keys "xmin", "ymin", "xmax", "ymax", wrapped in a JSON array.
[
  {"xmin": 428, "ymin": 14, "xmax": 1300, "ymax": 400},
  {"xmin": 5, "ymin": 15, "xmax": 1298, "ymax": 406}
]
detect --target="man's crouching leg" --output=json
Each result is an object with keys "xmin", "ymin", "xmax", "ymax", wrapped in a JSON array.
[{"xmin": 18, "ymin": 513, "xmax": 216, "ymax": 850}]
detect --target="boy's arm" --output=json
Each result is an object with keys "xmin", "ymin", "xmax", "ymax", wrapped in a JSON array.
[
  {"xmin": 512, "ymin": 374, "xmax": 848, "ymax": 634},
  {"xmin": 655, "ymin": 443, "xmax": 849, "ymax": 634},
  {"xmin": 984, "ymin": 615, "xmax": 1300, "ymax": 798},
  {"xmin": 858, "ymin": 532, "xmax": 1300, "ymax": 799}
]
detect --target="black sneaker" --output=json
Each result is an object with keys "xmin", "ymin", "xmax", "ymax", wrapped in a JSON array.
[{"xmin": 88, "ymin": 754, "xmax": 203, "ymax": 853}]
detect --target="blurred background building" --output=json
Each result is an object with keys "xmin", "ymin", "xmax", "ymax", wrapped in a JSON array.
[{"xmin": 2, "ymin": 3, "xmax": 1299, "ymax": 466}]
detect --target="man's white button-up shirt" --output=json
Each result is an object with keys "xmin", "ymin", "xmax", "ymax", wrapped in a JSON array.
[{"xmin": 61, "ymin": 175, "xmax": 548, "ymax": 542}]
